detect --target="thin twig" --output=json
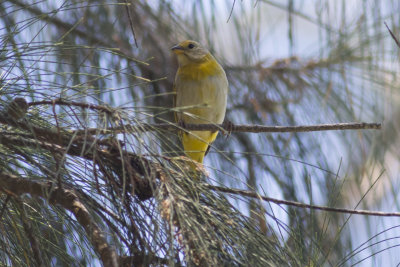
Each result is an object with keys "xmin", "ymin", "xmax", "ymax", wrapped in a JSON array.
[
  {"xmin": 23, "ymin": 99, "xmax": 383, "ymax": 135},
  {"xmin": 27, "ymin": 99, "xmax": 381, "ymax": 133},
  {"xmin": 124, "ymin": 0, "xmax": 138, "ymax": 48},
  {"xmin": 73, "ymin": 122, "xmax": 381, "ymax": 135},
  {"xmin": 384, "ymin": 21, "xmax": 400, "ymax": 48},
  {"xmin": 206, "ymin": 184, "xmax": 400, "ymax": 217},
  {"xmin": 227, "ymin": 0, "xmax": 236, "ymax": 23}
]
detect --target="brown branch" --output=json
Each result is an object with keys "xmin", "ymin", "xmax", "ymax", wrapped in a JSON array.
[
  {"xmin": 0, "ymin": 172, "xmax": 119, "ymax": 267},
  {"xmin": 0, "ymin": 107, "xmax": 381, "ymax": 204},
  {"xmin": 74, "ymin": 122, "xmax": 381, "ymax": 135},
  {"xmin": 25, "ymin": 98, "xmax": 381, "ymax": 134},
  {"xmin": 151, "ymin": 122, "xmax": 381, "ymax": 133},
  {"xmin": 207, "ymin": 184, "xmax": 400, "ymax": 217}
]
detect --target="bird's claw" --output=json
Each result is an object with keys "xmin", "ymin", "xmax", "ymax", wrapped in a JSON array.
[{"xmin": 222, "ymin": 119, "xmax": 234, "ymax": 137}]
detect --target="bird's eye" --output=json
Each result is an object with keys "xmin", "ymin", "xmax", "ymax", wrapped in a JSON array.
[{"xmin": 188, "ymin": 43, "xmax": 195, "ymax": 49}]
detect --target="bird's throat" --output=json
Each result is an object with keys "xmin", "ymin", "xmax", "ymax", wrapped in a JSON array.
[{"xmin": 177, "ymin": 54, "xmax": 222, "ymax": 80}]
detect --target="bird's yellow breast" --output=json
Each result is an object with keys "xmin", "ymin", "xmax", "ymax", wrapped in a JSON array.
[
  {"xmin": 174, "ymin": 58, "xmax": 228, "ymax": 125},
  {"xmin": 176, "ymin": 54, "xmax": 224, "ymax": 81}
]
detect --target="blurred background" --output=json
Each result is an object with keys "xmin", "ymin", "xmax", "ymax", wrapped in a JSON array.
[{"xmin": 1, "ymin": 0, "xmax": 400, "ymax": 266}]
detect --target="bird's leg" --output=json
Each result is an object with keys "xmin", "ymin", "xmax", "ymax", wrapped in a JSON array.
[{"xmin": 222, "ymin": 119, "xmax": 234, "ymax": 138}]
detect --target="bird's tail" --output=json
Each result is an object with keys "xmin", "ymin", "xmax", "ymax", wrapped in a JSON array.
[{"xmin": 182, "ymin": 131, "xmax": 218, "ymax": 169}]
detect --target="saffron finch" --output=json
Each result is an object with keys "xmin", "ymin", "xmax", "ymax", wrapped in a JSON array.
[{"xmin": 172, "ymin": 40, "xmax": 228, "ymax": 164}]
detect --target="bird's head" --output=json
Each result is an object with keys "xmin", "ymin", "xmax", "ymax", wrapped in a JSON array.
[{"xmin": 171, "ymin": 40, "xmax": 210, "ymax": 66}]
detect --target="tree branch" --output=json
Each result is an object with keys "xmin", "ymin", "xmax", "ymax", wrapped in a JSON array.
[
  {"xmin": 0, "ymin": 172, "xmax": 119, "ymax": 267},
  {"xmin": 75, "ymin": 122, "xmax": 381, "ymax": 135},
  {"xmin": 207, "ymin": 184, "xmax": 400, "ymax": 217},
  {"xmin": 26, "ymin": 98, "xmax": 381, "ymax": 134}
]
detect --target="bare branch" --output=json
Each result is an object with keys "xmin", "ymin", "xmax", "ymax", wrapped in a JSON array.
[
  {"xmin": 74, "ymin": 122, "xmax": 381, "ymax": 135},
  {"xmin": 25, "ymin": 99, "xmax": 381, "ymax": 134},
  {"xmin": 207, "ymin": 184, "xmax": 400, "ymax": 217}
]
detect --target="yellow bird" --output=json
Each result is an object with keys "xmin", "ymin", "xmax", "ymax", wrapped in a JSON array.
[{"xmin": 172, "ymin": 40, "xmax": 228, "ymax": 165}]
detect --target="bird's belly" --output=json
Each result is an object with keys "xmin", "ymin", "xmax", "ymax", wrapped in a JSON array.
[{"xmin": 176, "ymin": 75, "xmax": 227, "ymax": 124}]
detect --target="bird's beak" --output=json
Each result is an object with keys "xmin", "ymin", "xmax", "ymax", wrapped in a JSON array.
[{"xmin": 171, "ymin": 45, "xmax": 184, "ymax": 54}]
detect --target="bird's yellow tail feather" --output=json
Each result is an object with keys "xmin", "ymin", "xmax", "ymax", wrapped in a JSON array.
[{"xmin": 182, "ymin": 131, "xmax": 218, "ymax": 165}]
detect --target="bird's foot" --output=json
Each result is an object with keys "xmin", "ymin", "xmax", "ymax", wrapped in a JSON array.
[{"xmin": 222, "ymin": 119, "xmax": 234, "ymax": 137}]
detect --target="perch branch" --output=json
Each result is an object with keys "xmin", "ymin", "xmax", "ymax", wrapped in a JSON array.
[
  {"xmin": 27, "ymin": 100, "xmax": 381, "ymax": 134},
  {"xmin": 74, "ymin": 122, "xmax": 381, "ymax": 135}
]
